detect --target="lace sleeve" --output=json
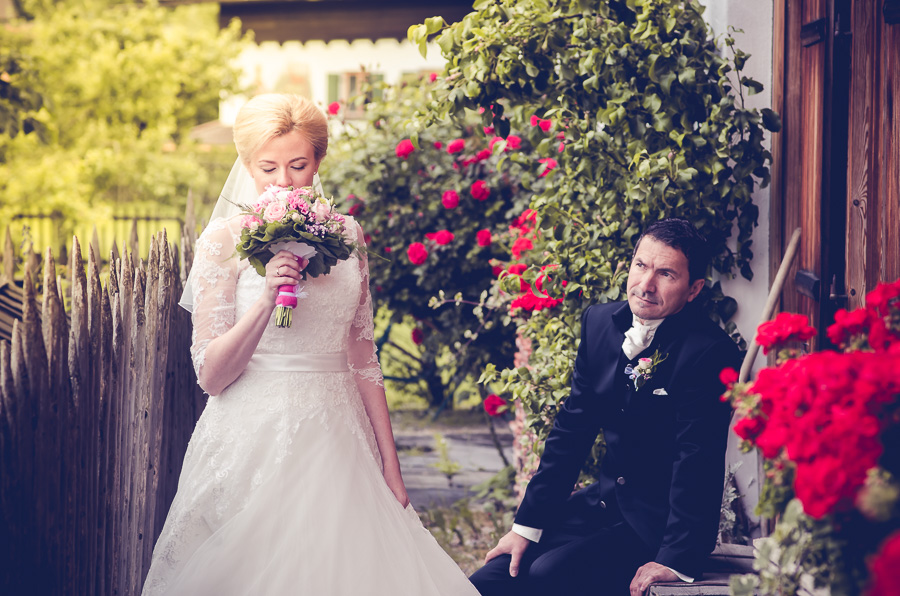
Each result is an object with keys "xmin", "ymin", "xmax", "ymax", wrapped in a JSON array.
[
  {"xmin": 189, "ymin": 217, "xmax": 240, "ymax": 380},
  {"xmin": 346, "ymin": 220, "xmax": 384, "ymax": 389}
]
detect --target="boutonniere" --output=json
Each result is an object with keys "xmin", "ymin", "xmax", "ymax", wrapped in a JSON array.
[{"xmin": 624, "ymin": 349, "xmax": 668, "ymax": 391}]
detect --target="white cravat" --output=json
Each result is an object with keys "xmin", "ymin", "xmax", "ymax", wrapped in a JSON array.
[{"xmin": 621, "ymin": 315, "xmax": 663, "ymax": 360}]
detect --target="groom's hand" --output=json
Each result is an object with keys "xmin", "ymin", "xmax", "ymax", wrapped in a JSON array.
[
  {"xmin": 484, "ymin": 531, "xmax": 531, "ymax": 578},
  {"xmin": 629, "ymin": 561, "xmax": 677, "ymax": 595}
]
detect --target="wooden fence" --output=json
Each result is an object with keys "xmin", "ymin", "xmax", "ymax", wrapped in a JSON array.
[{"xmin": 0, "ymin": 221, "xmax": 205, "ymax": 594}]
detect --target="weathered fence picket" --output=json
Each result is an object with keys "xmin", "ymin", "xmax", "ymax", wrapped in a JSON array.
[{"xmin": 0, "ymin": 224, "xmax": 205, "ymax": 595}]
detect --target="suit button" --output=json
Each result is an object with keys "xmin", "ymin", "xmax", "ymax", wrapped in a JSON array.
[
  {"xmin": 617, "ymin": 476, "xmax": 626, "ymax": 485},
  {"xmin": 599, "ymin": 500, "xmax": 607, "ymax": 509}
]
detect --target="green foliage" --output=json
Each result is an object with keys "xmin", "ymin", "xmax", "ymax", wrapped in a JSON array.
[
  {"xmin": 0, "ymin": 33, "xmax": 46, "ymax": 161},
  {"xmin": 730, "ymin": 499, "xmax": 862, "ymax": 596},
  {"xmin": 411, "ymin": 0, "xmax": 777, "ymax": 468},
  {"xmin": 1, "ymin": 0, "xmax": 247, "ymax": 244},
  {"xmin": 323, "ymin": 75, "xmax": 540, "ymax": 408}
]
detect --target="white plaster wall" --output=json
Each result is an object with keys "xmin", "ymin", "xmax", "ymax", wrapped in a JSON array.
[
  {"xmin": 220, "ymin": 38, "xmax": 447, "ymax": 125},
  {"xmin": 700, "ymin": 0, "xmax": 776, "ymax": 539}
]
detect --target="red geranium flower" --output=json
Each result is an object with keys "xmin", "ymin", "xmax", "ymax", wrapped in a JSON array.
[
  {"xmin": 483, "ymin": 394, "xmax": 506, "ymax": 416},
  {"xmin": 327, "ymin": 101, "xmax": 341, "ymax": 115},
  {"xmin": 447, "ymin": 139, "xmax": 465, "ymax": 154},
  {"xmin": 407, "ymin": 242, "xmax": 428, "ymax": 265},
  {"xmin": 756, "ymin": 312, "xmax": 816, "ymax": 354},
  {"xmin": 396, "ymin": 139, "xmax": 415, "ymax": 160},
  {"xmin": 719, "ymin": 367, "xmax": 739, "ymax": 386},
  {"xmin": 868, "ymin": 531, "xmax": 900, "ymax": 596},
  {"xmin": 441, "ymin": 190, "xmax": 459, "ymax": 209},
  {"xmin": 538, "ymin": 158, "xmax": 557, "ymax": 177},
  {"xmin": 827, "ymin": 307, "xmax": 872, "ymax": 348},
  {"xmin": 733, "ymin": 416, "xmax": 764, "ymax": 441},
  {"xmin": 470, "ymin": 180, "xmax": 490, "ymax": 201},
  {"xmin": 476, "ymin": 229, "xmax": 492, "ymax": 247},
  {"xmin": 425, "ymin": 230, "xmax": 454, "ymax": 245},
  {"xmin": 411, "ymin": 327, "xmax": 424, "ymax": 345}
]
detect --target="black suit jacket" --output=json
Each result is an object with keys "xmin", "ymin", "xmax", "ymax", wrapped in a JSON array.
[{"xmin": 514, "ymin": 300, "xmax": 739, "ymax": 578}]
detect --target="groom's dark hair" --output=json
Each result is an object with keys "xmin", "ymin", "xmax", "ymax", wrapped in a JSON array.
[{"xmin": 633, "ymin": 218, "xmax": 710, "ymax": 282}]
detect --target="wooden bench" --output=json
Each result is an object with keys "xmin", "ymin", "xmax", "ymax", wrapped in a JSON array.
[{"xmin": 648, "ymin": 544, "xmax": 756, "ymax": 596}]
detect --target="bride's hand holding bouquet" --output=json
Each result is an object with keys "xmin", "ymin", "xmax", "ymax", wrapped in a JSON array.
[{"xmin": 234, "ymin": 184, "xmax": 356, "ymax": 327}]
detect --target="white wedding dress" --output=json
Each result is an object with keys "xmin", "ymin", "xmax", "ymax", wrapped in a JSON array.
[{"xmin": 143, "ymin": 216, "xmax": 479, "ymax": 595}]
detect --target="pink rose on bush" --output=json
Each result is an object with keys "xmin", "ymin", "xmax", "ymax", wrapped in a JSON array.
[
  {"xmin": 530, "ymin": 115, "xmax": 553, "ymax": 132},
  {"xmin": 407, "ymin": 242, "xmax": 428, "ymax": 265},
  {"xmin": 483, "ymin": 394, "xmax": 506, "ymax": 417},
  {"xmin": 441, "ymin": 190, "xmax": 459, "ymax": 209},
  {"xmin": 425, "ymin": 230, "xmax": 454, "ymax": 245},
  {"xmin": 263, "ymin": 202, "xmax": 288, "ymax": 223},
  {"xmin": 538, "ymin": 158, "xmax": 558, "ymax": 177},
  {"xmin": 470, "ymin": 180, "xmax": 490, "ymax": 201},
  {"xmin": 327, "ymin": 101, "xmax": 341, "ymax": 115},
  {"xmin": 396, "ymin": 139, "xmax": 415, "ymax": 160},
  {"xmin": 447, "ymin": 139, "xmax": 466, "ymax": 154},
  {"xmin": 476, "ymin": 229, "xmax": 492, "ymax": 247}
]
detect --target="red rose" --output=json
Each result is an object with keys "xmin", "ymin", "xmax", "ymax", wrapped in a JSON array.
[
  {"xmin": 327, "ymin": 101, "xmax": 341, "ymax": 115},
  {"xmin": 447, "ymin": 139, "xmax": 465, "ymax": 154},
  {"xmin": 434, "ymin": 141, "xmax": 443, "ymax": 150},
  {"xmin": 512, "ymin": 237, "xmax": 533, "ymax": 260},
  {"xmin": 506, "ymin": 263, "xmax": 527, "ymax": 276},
  {"xmin": 476, "ymin": 229, "xmax": 492, "ymax": 247},
  {"xmin": 441, "ymin": 190, "xmax": 459, "ymax": 209},
  {"xmin": 530, "ymin": 115, "xmax": 539, "ymax": 127},
  {"xmin": 483, "ymin": 394, "xmax": 506, "ymax": 416},
  {"xmin": 506, "ymin": 135, "xmax": 522, "ymax": 150},
  {"xmin": 475, "ymin": 148, "xmax": 492, "ymax": 162},
  {"xmin": 489, "ymin": 136, "xmax": 504, "ymax": 151},
  {"xmin": 425, "ymin": 230, "xmax": 454, "ymax": 245},
  {"xmin": 429, "ymin": 72, "xmax": 438, "ymax": 82},
  {"xmin": 538, "ymin": 157, "xmax": 557, "ymax": 177},
  {"xmin": 411, "ymin": 327, "xmax": 424, "ymax": 345},
  {"xmin": 407, "ymin": 242, "xmax": 428, "ymax": 265},
  {"xmin": 470, "ymin": 180, "xmax": 490, "ymax": 201},
  {"xmin": 396, "ymin": 139, "xmax": 415, "ymax": 160},
  {"xmin": 719, "ymin": 367, "xmax": 739, "ymax": 386}
]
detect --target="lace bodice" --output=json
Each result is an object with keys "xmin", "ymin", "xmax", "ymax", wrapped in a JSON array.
[{"xmin": 188, "ymin": 215, "xmax": 383, "ymax": 391}]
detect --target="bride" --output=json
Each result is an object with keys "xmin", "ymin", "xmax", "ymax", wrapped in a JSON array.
[{"xmin": 142, "ymin": 93, "xmax": 479, "ymax": 595}]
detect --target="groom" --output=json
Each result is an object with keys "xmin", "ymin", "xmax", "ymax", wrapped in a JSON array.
[{"xmin": 470, "ymin": 218, "xmax": 740, "ymax": 595}]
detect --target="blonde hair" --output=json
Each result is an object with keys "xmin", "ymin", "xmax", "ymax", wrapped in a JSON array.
[{"xmin": 233, "ymin": 94, "xmax": 328, "ymax": 166}]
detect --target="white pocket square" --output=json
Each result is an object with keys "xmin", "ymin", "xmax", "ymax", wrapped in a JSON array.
[{"xmin": 652, "ymin": 388, "xmax": 668, "ymax": 396}]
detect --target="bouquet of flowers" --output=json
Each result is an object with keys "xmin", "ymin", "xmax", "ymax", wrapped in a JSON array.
[
  {"xmin": 234, "ymin": 184, "xmax": 355, "ymax": 327},
  {"xmin": 723, "ymin": 278, "xmax": 900, "ymax": 596}
]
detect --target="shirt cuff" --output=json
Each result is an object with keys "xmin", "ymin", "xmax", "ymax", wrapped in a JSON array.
[
  {"xmin": 665, "ymin": 566, "xmax": 694, "ymax": 583},
  {"xmin": 511, "ymin": 523, "xmax": 543, "ymax": 543}
]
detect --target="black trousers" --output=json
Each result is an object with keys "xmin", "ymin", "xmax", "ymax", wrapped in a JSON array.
[{"xmin": 469, "ymin": 514, "xmax": 652, "ymax": 596}]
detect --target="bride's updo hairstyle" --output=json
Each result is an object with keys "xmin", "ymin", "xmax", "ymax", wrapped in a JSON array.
[{"xmin": 233, "ymin": 93, "xmax": 328, "ymax": 166}]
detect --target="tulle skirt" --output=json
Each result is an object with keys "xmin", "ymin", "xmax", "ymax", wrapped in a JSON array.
[{"xmin": 142, "ymin": 371, "xmax": 478, "ymax": 595}]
